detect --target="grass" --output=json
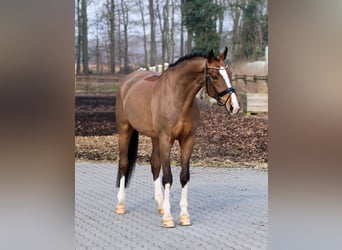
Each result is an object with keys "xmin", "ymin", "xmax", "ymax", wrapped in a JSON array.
[
  {"xmin": 76, "ymin": 81, "xmax": 118, "ymax": 94},
  {"xmin": 75, "ymin": 74, "xmax": 125, "ymax": 95}
]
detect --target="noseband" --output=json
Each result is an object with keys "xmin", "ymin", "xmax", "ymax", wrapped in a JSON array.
[{"xmin": 205, "ymin": 64, "xmax": 236, "ymax": 107}]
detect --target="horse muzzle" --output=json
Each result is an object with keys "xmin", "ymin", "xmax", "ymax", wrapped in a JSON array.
[{"xmin": 226, "ymin": 102, "xmax": 240, "ymax": 115}]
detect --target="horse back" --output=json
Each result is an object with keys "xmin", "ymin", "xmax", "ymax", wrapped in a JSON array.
[{"xmin": 118, "ymin": 71, "xmax": 157, "ymax": 96}]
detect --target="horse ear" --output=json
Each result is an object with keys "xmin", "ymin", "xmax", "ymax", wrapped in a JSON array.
[
  {"xmin": 207, "ymin": 49, "xmax": 215, "ymax": 63},
  {"xmin": 219, "ymin": 46, "xmax": 228, "ymax": 61}
]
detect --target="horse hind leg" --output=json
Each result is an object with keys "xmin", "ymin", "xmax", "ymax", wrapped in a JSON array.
[{"xmin": 116, "ymin": 125, "xmax": 139, "ymax": 214}]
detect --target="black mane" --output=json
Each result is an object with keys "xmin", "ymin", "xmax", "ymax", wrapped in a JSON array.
[{"xmin": 168, "ymin": 52, "xmax": 208, "ymax": 68}]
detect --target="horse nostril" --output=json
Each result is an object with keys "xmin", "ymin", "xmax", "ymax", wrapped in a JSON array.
[{"xmin": 230, "ymin": 105, "xmax": 234, "ymax": 113}]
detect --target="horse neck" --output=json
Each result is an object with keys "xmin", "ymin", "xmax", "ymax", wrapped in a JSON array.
[{"xmin": 162, "ymin": 58, "xmax": 205, "ymax": 112}]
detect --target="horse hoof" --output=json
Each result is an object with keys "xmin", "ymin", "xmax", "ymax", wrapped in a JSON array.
[
  {"xmin": 158, "ymin": 208, "xmax": 164, "ymax": 215},
  {"xmin": 115, "ymin": 204, "xmax": 126, "ymax": 214},
  {"xmin": 162, "ymin": 217, "xmax": 175, "ymax": 228},
  {"xmin": 179, "ymin": 215, "xmax": 191, "ymax": 226}
]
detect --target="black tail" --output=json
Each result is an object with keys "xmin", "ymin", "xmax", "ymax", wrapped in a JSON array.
[{"xmin": 116, "ymin": 130, "xmax": 139, "ymax": 188}]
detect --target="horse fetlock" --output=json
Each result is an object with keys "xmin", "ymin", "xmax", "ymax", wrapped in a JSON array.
[
  {"xmin": 154, "ymin": 176, "xmax": 164, "ymax": 214},
  {"xmin": 158, "ymin": 207, "xmax": 164, "ymax": 215},
  {"xmin": 155, "ymin": 197, "xmax": 163, "ymax": 214}
]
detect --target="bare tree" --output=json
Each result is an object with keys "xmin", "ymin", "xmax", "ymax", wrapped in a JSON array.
[
  {"xmin": 156, "ymin": 0, "xmax": 169, "ymax": 72},
  {"xmin": 75, "ymin": 0, "xmax": 82, "ymax": 75},
  {"xmin": 148, "ymin": 0, "xmax": 156, "ymax": 67},
  {"xmin": 117, "ymin": 4, "xmax": 122, "ymax": 69},
  {"xmin": 138, "ymin": 0, "xmax": 148, "ymax": 68},
  {"xmin": 106, "ymin": 0, "xmax": 116, "ymax": 73},
  {"xmin": 230, "ymin": 0, "xmax": 245, "ymax": 60},
  {"xmin": 217, "ymin": 0, "xmax": 225, "ymax": 47},
  {"xmin": 170, "ymin": 0, "xmax": 175, "ymax": 62},
  {"xmin": 163, "ymin": 0, "xmax": 170, "ymax": 70},
  {"xmin": 180, "ymin": 0, "xmax": 185, "ymax": 56},
  {"xmin": 81, "ymin": 0, "xmax": 89, "ymax": 74},
  {"xmin": 121, "ymin": 0, "xmax": 129, "ymax": 72},
  {"xmin": 95, "ymin": 9, "xmax": 101, "ymax": 73},
  {"xmin": 164, "ymin": 0, "xmax": 170, "ymax": 64},
  {"xmin": 76, "ymin": 0, "xmax": 268, "ymax": 71}
]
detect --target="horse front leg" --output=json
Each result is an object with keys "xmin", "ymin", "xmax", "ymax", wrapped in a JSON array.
[
  {"xmin": 178, "ymin": 135, "xmax": 195, "ymax": 226},
  {"xmin": 159, "ymin": 135, "xmax": 174, "ymax": 228},
  {"xmin": 151, "ymin": 138, "xmax": 163, "ymax": 215}
]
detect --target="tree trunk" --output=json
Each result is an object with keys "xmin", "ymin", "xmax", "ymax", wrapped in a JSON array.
[
  {"xmin": 121, "ymin": 0, "xmax": 129, "ymax": 73},
  {"xmin": 138, "ymin": 0, "xmax": 148, "ymax": 69},
  {"xmin": 162, "ymin": 0, "xmax": 169, "ymax": 71},
  {"xmin": 187, "ymin": 31, "xmax": 193, "ymax": 53},
  {"xmin": 96, "ymin": 27, "xmax": 100, "ymax": 73},
  {"xmin": 117, "ymin": 6, "xmax": 122, "ymax": 70},
  {"xmin": 218, "ymin": 0, "xmax": 224, "ymax": 48},
  {"xmin": 148, "ymin": 0, "xmax": 156, "ymax": 67},
  {"xmin": 109, "ymin": 0, "xmax": 115, "ymax": 73},
  {"xmin": 156, "ymin": 1, "xmax": 163, "ymax": 70},
  {"xmin": 170, "ymin": 0, "xmax": 175, "ymax": 62},
  {"xmin": 76, "ymin": 0, "xmax": 82, "ymax": 75},
  {"xmin": 180, "ymin": 0, "xmax": 185, "ymax": 56},
  {"xmin": 230, "ymin": 0, "xmax": 243, "ymax": 60},
  {"xmin": 81, "ymin": 0, "xmax": 89, "ymax": 74}
]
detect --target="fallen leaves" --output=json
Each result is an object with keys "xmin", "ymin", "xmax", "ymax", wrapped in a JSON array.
[{"xmin": 75, "ymin": 97, "xmax": 268, "ymax": 168}]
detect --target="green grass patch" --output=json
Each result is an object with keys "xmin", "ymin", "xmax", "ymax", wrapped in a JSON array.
[{"xmin": 76, "ymin": 81, "xmax": 118, "ymax": 94}]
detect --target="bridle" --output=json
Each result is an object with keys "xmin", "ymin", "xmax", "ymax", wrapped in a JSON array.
[{"xmin": 205, "ymin": 64, "xmax": 236, "ymax": 108}]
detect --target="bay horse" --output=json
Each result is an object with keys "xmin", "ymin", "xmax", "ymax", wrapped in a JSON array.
[{"xmin": 115, "ymin": 47, "xmax": 240, "ymax": 228}]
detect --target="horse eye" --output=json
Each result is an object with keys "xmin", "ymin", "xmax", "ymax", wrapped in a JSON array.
[{"xmin": 212, "ymin": 75, "xmax": 218, "ymax": 80}]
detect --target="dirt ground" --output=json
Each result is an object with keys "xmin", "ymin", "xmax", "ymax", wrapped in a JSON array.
[{"xmin": 75, "ymin": 97, "xmax": 268, "ymax": 168}]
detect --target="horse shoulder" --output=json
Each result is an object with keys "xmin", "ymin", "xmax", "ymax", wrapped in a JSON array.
[{"xmin": 172, "ymin": 104, "xmax": 200, "ymax": 139}]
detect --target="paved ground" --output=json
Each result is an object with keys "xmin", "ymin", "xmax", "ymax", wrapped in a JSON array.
[{"xmin": 75, "ymin": 163, "xmax": 268, "ymax": 250}]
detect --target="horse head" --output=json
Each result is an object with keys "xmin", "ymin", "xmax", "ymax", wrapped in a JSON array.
[{"xmin": 205, "ymin": 47, "xmax": 240, "ymax": 114}]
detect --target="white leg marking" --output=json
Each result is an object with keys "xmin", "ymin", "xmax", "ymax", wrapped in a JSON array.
[
  {"xmin": 163, "ymin": 183, "xmax": 172, "ymax": 219},
  {"xmin": 117, "ymin": 176, "xmax": 125, "ymax": 204},
  {"xmin": 154, "ymin": 177, "xmax": 163, "ymax": 212},
  {"xmin": 179, "ymin": 183, "xmax": 189, "ymax": 217}
]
